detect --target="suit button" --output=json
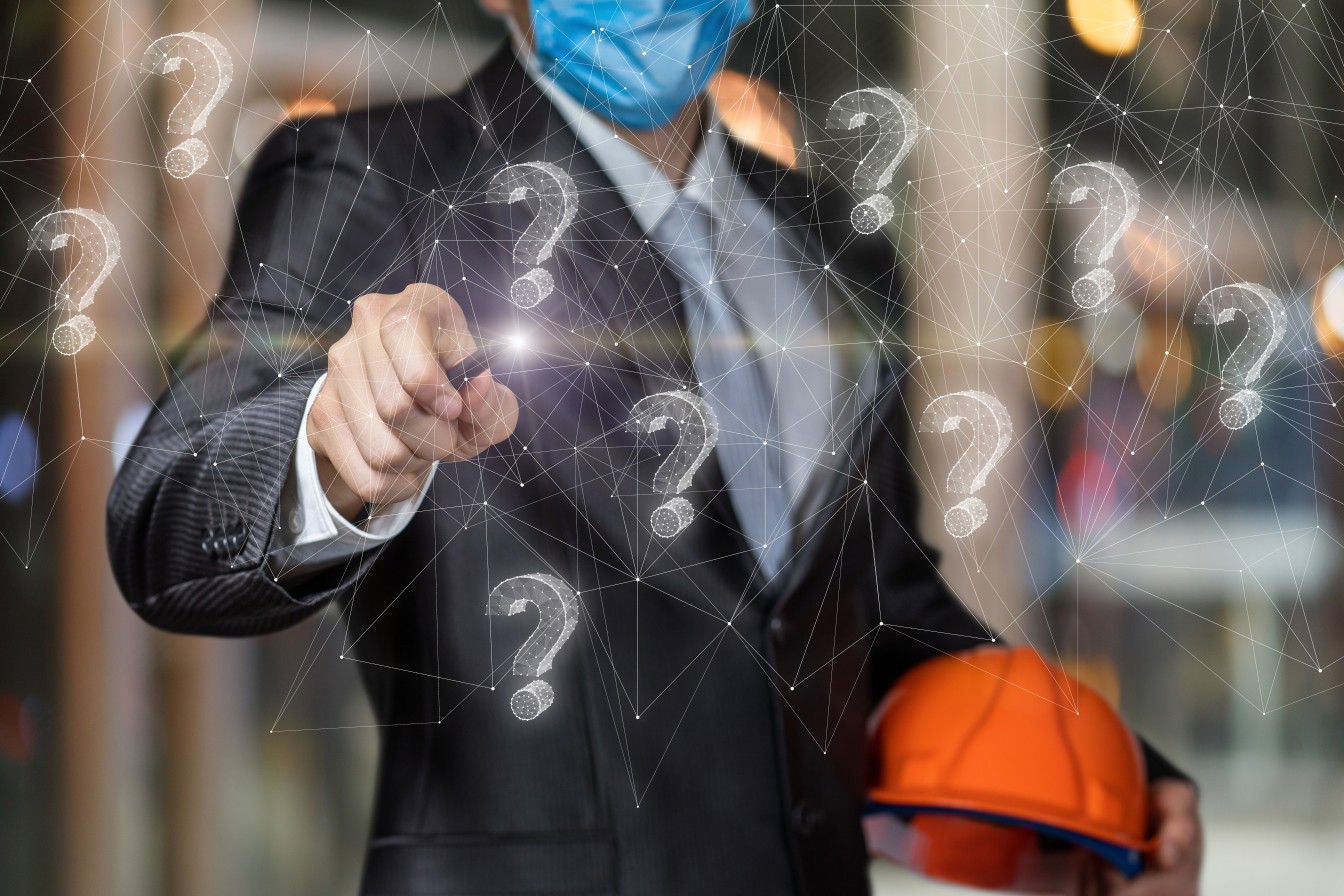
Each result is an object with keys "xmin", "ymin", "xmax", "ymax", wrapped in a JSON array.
[
  {"xmin": 200, "ymin": 524, "xmax": 246, "ymax": 559},
  {"xmin": 769, "ymin": 617, "xmax": 786, "ymax": 639},
  {"xmin": 792, "ymin": 801, "xmax": 823, "ymax": 836}
]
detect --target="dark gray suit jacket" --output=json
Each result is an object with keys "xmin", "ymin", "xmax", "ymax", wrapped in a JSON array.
[{"xmin": 107, "ymin": 46, "xmax": 1184, "ymax": 896}]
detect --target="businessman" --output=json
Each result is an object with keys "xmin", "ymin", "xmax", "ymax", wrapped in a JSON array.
[{"xmin": 107, "ymin": 1, "xmax": 1203, "ymax": 893}]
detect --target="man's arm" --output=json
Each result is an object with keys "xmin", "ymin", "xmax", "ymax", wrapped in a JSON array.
[{"xmin": 106, "ymin": 114, "xmax": 417, "ymax": 635}]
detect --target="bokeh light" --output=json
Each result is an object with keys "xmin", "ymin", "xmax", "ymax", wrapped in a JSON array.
[
  {"xmin": 1056, "ymin": 449, "xmax": 1123, "ymax": 538},
  {"xmin": 1313, "ymin": 264, "xmax": 1344, "ymax": 357},
  {"xmin": 1068, "ymin": 0, "xmax": 1143, "ymax": 57},
  {"xmin": 1028, "ymin": 318, "xmax": 1091, "ymax": 409},
  {"xmin": 708, "ymin": 71, "xmax": 800, "ymax": 168},
  {"xmin": 1135, "ymin": 316, "xmax": 1194, "ymax": 411},
  {"xmin": 0, "ymin": 691, "xmax": 37, "ymax": 762},
  {"xmin": 0, "ymin": 414, "xmax": 39, "ymax": 503}
]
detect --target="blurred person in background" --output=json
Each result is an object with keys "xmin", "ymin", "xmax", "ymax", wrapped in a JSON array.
[{"xmin": 106, "ymin": 0, "xmax": 1203, "ymax": 892}]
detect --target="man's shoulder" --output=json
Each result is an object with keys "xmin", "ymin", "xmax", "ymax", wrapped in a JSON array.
[
  {"xmin": 288, "ymin": 91, "xmax": 477, "ymax": 152},
  {"xmin": 243, "ymin": 89, "xmax": 493, "ymax": 199},
  {"xmin": 293, "ymin": 45, "xmax": 520, "ymax": 151}
]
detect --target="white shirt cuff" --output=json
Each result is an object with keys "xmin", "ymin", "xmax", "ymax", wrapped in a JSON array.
[{"xmin": 267, "ymin": 373, "xmax": 435, "ymax": 579}]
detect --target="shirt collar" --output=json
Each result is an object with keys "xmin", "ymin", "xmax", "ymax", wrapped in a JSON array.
[{"xmin": 527, "ymin": 60, "xmax": 739, "ymax": 235}]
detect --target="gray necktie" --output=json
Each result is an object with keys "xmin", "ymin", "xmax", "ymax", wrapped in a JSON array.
[{"xmin": 653, "ymin": 195, "xmax": 793, "ymax": 580}]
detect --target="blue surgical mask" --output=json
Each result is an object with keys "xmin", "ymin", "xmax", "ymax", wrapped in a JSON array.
[{"xmin": 529, "ymin": 0, "xmax": 754, "ymax": 131}]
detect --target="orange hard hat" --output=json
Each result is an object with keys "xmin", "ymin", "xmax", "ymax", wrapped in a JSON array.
[{"xmin": 864, "ymin": 645, "xmax": 1153, "ymax": 891}]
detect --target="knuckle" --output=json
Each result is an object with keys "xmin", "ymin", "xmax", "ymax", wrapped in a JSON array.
[
  {"xmin": 326, "ymin": 340, "xmax": 353, "ymax": 372},
  {"xmin": 351, "ymin": 293, "xmax": 385, "ymax": 326},
  {"xmin": 379, "ymin": 302, "xmax": 418, "ymax": 337},
  {"xmin": 362, "ymin": 450, "xmax": 400, "ymax": 476},
  {"xmin": 373, "ymin": 381, "xmax": 415, "ymax": 421},
  {"xmin": 363, "ymin": 433, "xmax": 412, "ymax": 472},
  {"xmin": 404, "ymin": 361, "xmax": 444, "ymax": 394},
  {"xmin": 399, "ymin": 281, "xmax": 439, "ymax": 300},
  {"xmin": 308, "ymin": 395, "xmax": 334, "ymax": 432}
]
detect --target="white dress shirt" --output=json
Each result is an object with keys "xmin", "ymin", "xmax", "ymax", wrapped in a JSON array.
[{"xmin": 269, "ymin": 67, "xmax": 875, "ymax": 579}]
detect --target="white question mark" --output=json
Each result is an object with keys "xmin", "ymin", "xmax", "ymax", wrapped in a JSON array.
[
  {"xmin": 486, "ymin": 573, "xmax": 581, "ymax": 721},
  {"xmin": 1047, "ymin": 161, "xmax": 1140, "ymax": 311},
  {"xmin": 825, "ymin": 87, "xmax": 920, "ymax": 235},
  {"xmin": 29, "ymin": 208, "xmax": 121, "ymax": 356},
  {"xmin": 627, "ymin": 390, "xmax": 720, "ymax": 539},
  {"xmin": 141, "ymin": 32, "xmax": 233, "ymax": 179},
  {"xmin": 919, "ymin": 390, "xmax": 1013, "ymax": 539},
  {"xmin": 489, "ymin": 161, "xmax": 578, "ymax": 308},
  {"xmin": 1194, "ymin": 282, "xmax": 1286, "ymax": 430}
]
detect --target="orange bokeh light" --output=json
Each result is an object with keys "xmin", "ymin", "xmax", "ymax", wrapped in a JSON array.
[
  {"xmin": 708, "ymin": 71, "xmax": 800, "ymax": 168},
  {"xmin": 1068, "ymin": 0, "xmax": 1143, "ymax": 57}
]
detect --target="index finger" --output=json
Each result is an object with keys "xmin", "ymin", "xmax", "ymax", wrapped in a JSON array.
[
  {"xmin": 399, "ymin": 283, "xmax": 479, "ymax": 368},
  {"xmin": 378, "ymin": 310, "xmax": 467, "ymax": 418}
]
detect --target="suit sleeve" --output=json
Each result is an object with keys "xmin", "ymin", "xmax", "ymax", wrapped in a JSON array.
[
  {"xmin": 106, "ymin": 114, "xmax": 420, "ymax": 636},
  {"xmin": 864, "ymin": 387, "xmax": 1192, "ymax": 785}
]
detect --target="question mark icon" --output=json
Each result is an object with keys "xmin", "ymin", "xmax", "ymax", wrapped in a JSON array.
[
  {"xmin": 489, "ymin": 161, "xmax": 578, "ymax": 308},
  {"xmin": 1047, "ymin": 162, "xmax": 1140, "ymax": 311},
  {"xmin": 919, "ymin": 390, "xmax": 1013, "ymax": 539},
  {"xmin": 486, "ymin": 573, "xmax": 580, "ymax": 721},
  {"xmin": 825, "ymin": 87, "xmax": 920, "ymax": 235},
  {"xmin": 627, "ymin": 390, "xmax": 720, "ymax": 539},
  {"xmin": 29, "ymin": 208, "xmax": 121, "ymax": 356},
  {"xmin": 1194, "ymin": 282, "xmax": 1286, "ymax": 430},
  {"xmin": 141, "ymin": 32, "xmax": 233, "ymax": 179}
]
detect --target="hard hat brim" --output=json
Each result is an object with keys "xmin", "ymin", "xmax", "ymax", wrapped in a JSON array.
[{"xmin": 865, "ymin": 799, "xmax": 1147, "ymax": 878}]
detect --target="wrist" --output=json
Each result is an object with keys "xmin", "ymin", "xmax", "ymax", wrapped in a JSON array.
[{"xmin": 311, "ymin": 446, "xmax": 365, "ymax": 521}]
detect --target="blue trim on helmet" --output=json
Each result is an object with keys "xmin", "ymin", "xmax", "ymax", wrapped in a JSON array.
[{"xmin": 864, "ymin": 800, "xmax": 1145, "ymax": 878}]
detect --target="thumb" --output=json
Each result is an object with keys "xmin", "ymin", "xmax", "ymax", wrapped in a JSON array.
[
  {"xmin": 1150, "ymin": 781, "xmax": 1199, "ymax": 869},
  {"xmin": 1158, "ymin": 832, "xmax": 1186, "ymax": 869}
]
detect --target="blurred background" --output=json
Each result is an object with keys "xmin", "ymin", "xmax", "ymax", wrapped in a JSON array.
[{"xmin": 2, "ymin": 0, "xmax": 1343, "ymax": 893}]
